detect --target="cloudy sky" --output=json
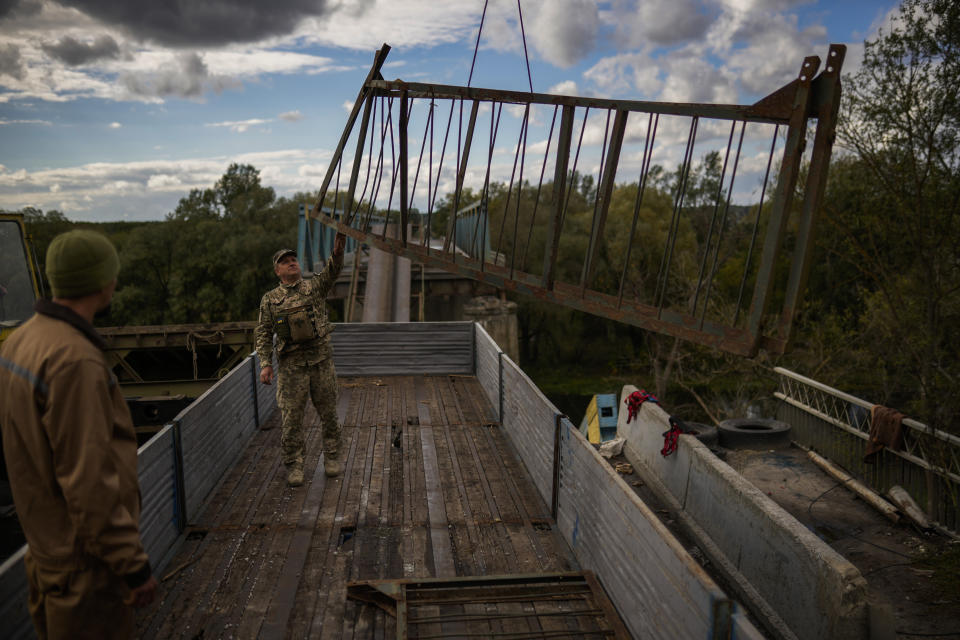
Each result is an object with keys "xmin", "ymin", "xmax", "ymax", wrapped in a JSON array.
[{"xmin": 0, "ymin": 0, "xmax": 896, "ymax": 222}]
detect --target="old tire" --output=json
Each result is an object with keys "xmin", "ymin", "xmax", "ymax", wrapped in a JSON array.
[
  {"xmin": 718, "ymin": 418, "xmax": 792, "ymax": 450},
  {"xmin": 681, "ymin": 421, "xmax": 719, "ymax": 446}
]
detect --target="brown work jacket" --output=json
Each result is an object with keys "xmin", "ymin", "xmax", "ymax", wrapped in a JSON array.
[{"xmin": 0, "ymin": 300, "xmax": 151, "ymax": 587}]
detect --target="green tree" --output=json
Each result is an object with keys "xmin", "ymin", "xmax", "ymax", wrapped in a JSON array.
[{"xmin": 828, "ymin": 0, "xmax": 960, "ymax": 428}]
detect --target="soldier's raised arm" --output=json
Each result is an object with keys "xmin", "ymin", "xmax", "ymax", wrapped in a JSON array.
[{"xmin": 311, "ymin": 232, "xmax": 346, "ymax": 299}]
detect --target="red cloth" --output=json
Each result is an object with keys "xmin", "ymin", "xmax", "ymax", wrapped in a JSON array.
[
  {"xmin": 864, "ymin": 405, "xmax": 905, "ymax": 462},
  {"xmin": 625, "ymin": 390, "xmax": 658, "ymax": 423},
  {"xmin": 661, "ymin": 417, "xmax": 682, "ymax": 457}
]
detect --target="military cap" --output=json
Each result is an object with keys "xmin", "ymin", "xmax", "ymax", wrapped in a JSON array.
[{"xmin": 273, "ymin": 249, "xmax": 297, "ymax": 265}]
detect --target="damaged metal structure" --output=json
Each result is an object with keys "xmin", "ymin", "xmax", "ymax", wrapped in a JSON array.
[{"xmin": 309, "ymin": 43, "xmax": 846, "ymax": 357}]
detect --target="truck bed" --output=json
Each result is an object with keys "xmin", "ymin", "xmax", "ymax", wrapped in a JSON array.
[{"xmin": 136, "ymin": 374, "xmax": 623, "ymax": 639}]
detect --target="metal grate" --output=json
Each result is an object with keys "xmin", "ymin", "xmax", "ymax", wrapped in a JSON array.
[{"xmin": 347, "ymin": 572, "xmax": 630, "ymax": 639}]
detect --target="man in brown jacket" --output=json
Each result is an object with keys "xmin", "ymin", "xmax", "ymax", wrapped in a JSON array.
[{"xmin": 0, "ymin": 229, "xmax": 157, "ymax": 639}]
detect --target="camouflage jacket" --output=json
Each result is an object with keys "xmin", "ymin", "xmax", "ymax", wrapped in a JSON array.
[{"xmin": 255, "ymin": 252, "xmax": 343, "ymax": 367}]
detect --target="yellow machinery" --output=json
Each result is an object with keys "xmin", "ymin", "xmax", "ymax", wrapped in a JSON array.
[{"xmin": 0, "ymin": 213, "xmax": 42, "ymax": 346}]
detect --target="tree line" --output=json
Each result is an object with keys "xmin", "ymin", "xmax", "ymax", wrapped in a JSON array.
[{"xmin": 11, "ymin": 0, "xmax": 958, "ymax": 432}]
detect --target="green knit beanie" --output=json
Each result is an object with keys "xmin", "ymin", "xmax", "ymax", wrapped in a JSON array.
[{"xmin": 46, "ymin": 230, "xmax": 120, "ymax": 298}]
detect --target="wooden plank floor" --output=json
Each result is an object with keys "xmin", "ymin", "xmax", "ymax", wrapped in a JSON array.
[{"xmin": 137, "ymin": 375, "xmax": 580, "ymax": 639}]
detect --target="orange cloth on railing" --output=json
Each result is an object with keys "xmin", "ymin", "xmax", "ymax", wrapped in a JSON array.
[{"xmin": 864, "ymin": 405, "xmax": 905, "ymax": 463}]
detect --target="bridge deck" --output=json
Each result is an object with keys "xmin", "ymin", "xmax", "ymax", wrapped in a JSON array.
[{"xmin": 136, "ymin": 374, "xmax": 621, "ymax": 639}]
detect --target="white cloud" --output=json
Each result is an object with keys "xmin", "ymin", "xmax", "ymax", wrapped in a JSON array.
[
  {"xmin": 527, "ymin": 0, "xmax": 600, "ymax": 68},
  {"xmin": 278, "ymin": 110, "xmax": 304, "ymax": 122},
  {"xmin": 146, "ymin": 174, "xmax": 183, "ymax": 189},
  {"xmin": 206, "ymin": 118, "xmax": 272, "ymax": 133},
  {"xmin": 583, "ymin": 52, "xmax": 662, "ymax": 97},
  {"xmin": 548, "ymin": 80, "xmax": 579, "ymax": 96},
  {"xmin": 0, "ymin": 118, "xmax": 53, "ymax": 125},
  {"xmin": 610, "ymin": 0, "xmax": 713, "ymax": 48},
  {"xmin": 296, "ymin": 2, "xmax": 479, "ymax": 50},
  {"xmin": 109, "ymin": 121, "xmax": 121, "ymax": 128},
  {"xmin": 659, "ymin": 49, "xmax": 739, "ymax": 103},
  {"xmin": 0, "ymin": 149, "xmax": 338, "ymax": 220}
]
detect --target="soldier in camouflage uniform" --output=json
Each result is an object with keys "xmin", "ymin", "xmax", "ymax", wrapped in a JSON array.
[{"xmin": 255, "ymin": 233, "xmax": 346, "ymax": 486}]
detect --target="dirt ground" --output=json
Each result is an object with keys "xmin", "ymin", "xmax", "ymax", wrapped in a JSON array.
[{"xmin": 607, "ymin": 445, "xmax": 960, "ymax": 639}]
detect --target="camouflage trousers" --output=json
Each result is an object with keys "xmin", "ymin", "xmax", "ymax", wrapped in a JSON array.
[{"xmin": 276, "ymin": 352, "xmax": 342, "ymax": 469}]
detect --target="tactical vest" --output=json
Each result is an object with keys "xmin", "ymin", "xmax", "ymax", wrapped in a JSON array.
[
  {"xmin": 266, "ymin": 279, "xmax": 330, "ymax": 352},
  {"xmin": 274, "ymin": 303, "xmax": 319, "ymax": 343}
]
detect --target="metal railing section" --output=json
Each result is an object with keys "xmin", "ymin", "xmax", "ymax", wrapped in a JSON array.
[
  {"xmin": 309, "ymin": 43, "xmax": 847, "ymax": 357},
  {"xmin": 775, "ymin": 366, "xmax": 959, "ymax": 532}
]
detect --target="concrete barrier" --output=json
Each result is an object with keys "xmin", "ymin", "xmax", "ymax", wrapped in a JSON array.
[{"xmin": 617, "ymin": 385, "xmax": 870, "ymax": 640}]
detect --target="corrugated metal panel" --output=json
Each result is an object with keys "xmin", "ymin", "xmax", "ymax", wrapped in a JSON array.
[
  {"xmin": 732, "ymin": 609, "xmax": 766, "ymax": 639},
  {"xmin": 136, "ymin": 425, "xmax": 180, "ymax": 572},
  {"xmin": 0, "ymin": 548, "xmax": 31, "ymax": 639},
  {"xmin": 178, "ymin": 358, "xmax": 258, "ymax": 521},
  {"xmin": 555, "ymin": 417, "xmax": 732, "ymax": 639},
  {"xmin": 330, "ymin": 322, "xmax": 473, "ymax": 376},
  {"xmin": 474, "ymin": 324, "xmax": 501, "ymax": 421},
  {"xmin": 500, "ymin": 356, "xmax": 559, "ymax": 507},
  {"xmin": 254, "ymin": 352, "xmax": 278, "ymax": 425}
]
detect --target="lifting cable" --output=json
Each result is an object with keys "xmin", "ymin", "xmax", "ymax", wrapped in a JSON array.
[{"xmin": 468, "ymin": 0, "xmax": 535, "ymax": 92}]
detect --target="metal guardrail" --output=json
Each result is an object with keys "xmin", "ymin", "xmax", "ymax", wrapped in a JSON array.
[{"xmin": 775, "ymin": 366, "xmax": 959, "ymax": 533}]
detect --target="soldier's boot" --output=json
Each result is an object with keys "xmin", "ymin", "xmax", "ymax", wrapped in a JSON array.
[
  {"xmin": 287, "ymin": 465, "xmax": 304, "ymax": 487},
  {"xmin": 324, "ymin": 455, "xmax": 342, "ymax": 478}
]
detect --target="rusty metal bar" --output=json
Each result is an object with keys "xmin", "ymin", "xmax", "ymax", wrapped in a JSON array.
[
  {"xmin": 700, "ymin": 121, "xmax": 746, "ymax": 329},
  {"xmin": 655, "ymin": 115, "xmax": 699, "ymax": 313},
  {"xmin": 776, "ymin": 44, "xmax": 847, "ymax": 350},
  {"xmin": 692, "ymin": 120, "xmax": 737, "ymax": 317},
  {"xmin": 521, "ymin": 105, "xmax": 558, "ymax": 272},
  {"xmin": 399, "ymin": 90, "xmax": 410, "ymax": 245},
  {"xmin": 542, "ymin": 105, "xmax": 575, "ymax": 290},
  {"xmin": 413, "ymin": 630, "xmax": 613, "ymax": 639},
  {"xmin": 745, "ymin": 55, "xmax": 821, "ymax": 353},
  {"xmin": 444, "ymin": 100, "xmax": 480, "ymax": 256},
  {"xmin": 617, "ymin": 113, "xmax": 658, "ymax": 308},
  {"xmin": 344, "ymin": 91, "xmax": 375, "ymax": 225},
  {"xmin": 582, "ymin": 109, "xmax": 628, "ymax": 289},
  {"xmin": 368, "ymin": 79, "xmax": 799, "ymax": 124},
  {"xmin": 408, "ymin": 608, "xmax": 604, "ymax": 623},
  {"xmin": 476, "ymin": 103, "xmax": 503, "ymax": 268},
  {"xmin": 733, "ymin": 124, "xmax": 778, "ymax": 327},
  {"xmin": 426, "ymin": 101, "xmax": 458, "ymax": 253},
  {"xmin": 314, "ymin": 44, "xmax": 390, "ymax": 217}
]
